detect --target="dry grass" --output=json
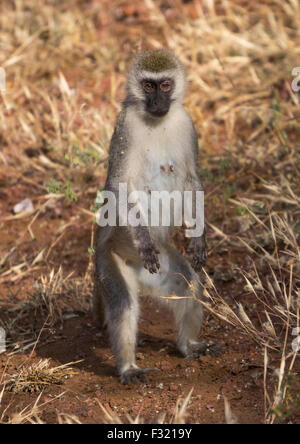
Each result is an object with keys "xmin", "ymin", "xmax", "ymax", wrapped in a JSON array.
[
  {"xmin": 0, "ymin": 391, "xmax": 66, "ymax": 424},
  {"xmin": 96, "ymin": 388, "xmax": 194, "ymax": 424},
  {"xmin": 2, "ymin": 359, "xmax": 80, "ymax": 394},
  {"xmin": 0, "ymin": 267, "xmax": 92, "ymax": 356},
  {"xmin": 0, "ymin": 0, "xmax": 300, "ymax": 423},
  {"xmin": 12, "ymin": 267, "xmax": 92, "ymax": 325}
]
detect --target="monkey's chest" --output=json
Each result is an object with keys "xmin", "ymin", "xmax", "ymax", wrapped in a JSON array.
[
  {"xmin": 127, "ymin": 122, "xmax": 187, "ymax": 194},
  {"xmin": 143, "ymin": 160, "xmax": 179, "ymax": 193},
  {"xmin": 137, "ymin": 147, "xmax": 185, "ymax": 194}
]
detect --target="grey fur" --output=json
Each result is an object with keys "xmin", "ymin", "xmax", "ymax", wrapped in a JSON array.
[{"xmin": 94, "ymin": 50, "xmax": 214, "ymax": 384}]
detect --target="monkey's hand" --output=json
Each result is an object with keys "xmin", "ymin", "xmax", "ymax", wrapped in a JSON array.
[
  {"xmin": 139, "ymin": 243, "xmax": 160, "ymax": 274},
  {"xmin": 188, "ymin": 235, "xmax": 207, "ymax": 271}
]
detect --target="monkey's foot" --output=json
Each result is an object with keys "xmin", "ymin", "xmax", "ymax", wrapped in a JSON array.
[
  {"xmin": 120, "ymin": 367, "xmax": 158, "ymax": 385},
  {"xmin": 185, "ymin": 341, "xmax": 223, "ymax": 359}
]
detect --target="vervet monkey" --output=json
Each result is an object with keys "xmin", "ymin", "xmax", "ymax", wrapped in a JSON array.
[{"xmin": 94, "ymin": 49, "xmax": 218, "ymax": 384}]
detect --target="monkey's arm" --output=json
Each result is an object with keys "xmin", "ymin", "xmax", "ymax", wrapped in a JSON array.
[
  {"xmin": 185, "ymin": 124, "xmax": 207, "ymax": 271},
  {"xmin": 105, "ymin": 111, "xmax": 160, "ymax": 274},
  {"xmin": 132, "ymin": 225, "xmax": 160, "ymax": 274},
  {"xmin": 187, "ymin": 227, "xmax": 207, "ymax": 271}
]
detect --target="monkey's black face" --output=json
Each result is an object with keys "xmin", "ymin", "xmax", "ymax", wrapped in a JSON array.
[{"xmin": 142, "ymin": 79, "xmax": 173, "ymax": 117}]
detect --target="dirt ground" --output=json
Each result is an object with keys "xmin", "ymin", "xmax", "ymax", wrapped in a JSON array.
[
  {"xmin": 0, "ymin": 306, "xmax": 267, "ymax": 424},
  {"xmin": 0, "ymin": 0, "xmax": 300, "ymax": 424},
  {"xmin": 0, "ymin": 168, "xmax": 297, "ymax": 424}
]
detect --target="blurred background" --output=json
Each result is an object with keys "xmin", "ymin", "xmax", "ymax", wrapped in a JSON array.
[{"xmin": 0, "ymin": 0, "xmax": 300, "ymax": 424}]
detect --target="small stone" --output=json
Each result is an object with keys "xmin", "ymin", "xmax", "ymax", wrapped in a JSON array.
[
  {"xmin": 13, "ymin": 198, "xmax": 34, "ymax": 214},
  {"xmin": 160, "ymin": 360, "xmax": 173, "ymax": 371}
]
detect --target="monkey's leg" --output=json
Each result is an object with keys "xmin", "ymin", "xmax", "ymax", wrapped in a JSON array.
[
  {"xmin": 95, "ymin": 250, "xmax": 156, "ymax": 384},
  {"xmin": 169, "ymin": 252, "xmax": 222, "ymax": 358},
  {"xmin": 173, "ymin": 282, "xmax": 220, "ymax": 359},
  {"xmin": 139, "ymin": 246, "xmax": 220, "ymax": 358},
  {"xmin": 168, "ymin": 250, "xmax": 222, "ymax": 358}
]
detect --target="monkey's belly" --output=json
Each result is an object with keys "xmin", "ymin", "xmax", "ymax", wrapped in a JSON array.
[{"xmin": 146, "ymin": 165, "xmax": 185, "ymax": 241}]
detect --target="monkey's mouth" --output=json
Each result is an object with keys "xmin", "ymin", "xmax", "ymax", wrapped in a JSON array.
[
  {"xmin": 147, "ymin": 108, "xmax": 169, "ymax": 118},
  {"xmin": 144, "ymin": 97, "xmax": 170, "ymax": 118}
]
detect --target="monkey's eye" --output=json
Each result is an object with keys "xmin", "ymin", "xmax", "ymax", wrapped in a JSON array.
[
  {"xmin": 160, "ymin": 80, "xmax": 172, "ymax": 92},
  {"xmin": 142, "ymin": 81, "xmax": 155, "ymax": 93}
]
